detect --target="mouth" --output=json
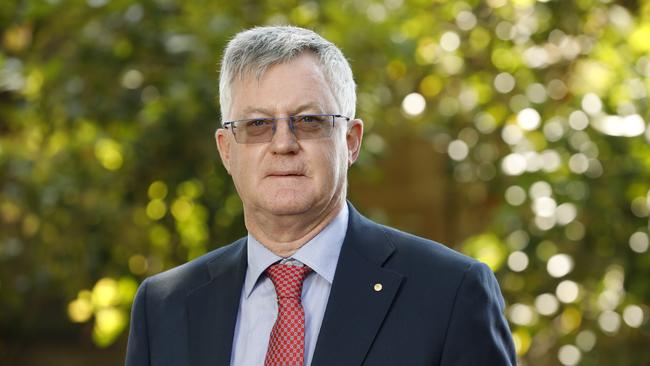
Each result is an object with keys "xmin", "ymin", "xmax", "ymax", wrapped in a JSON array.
[{"xmin": 267, "ymin": 172, "xmax": 305, "ymax": 177}]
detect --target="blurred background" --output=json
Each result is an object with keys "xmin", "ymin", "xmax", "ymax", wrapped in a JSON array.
[{"xmin": 1, "ymin": 0, "xmax": 649, "ymax": 365}]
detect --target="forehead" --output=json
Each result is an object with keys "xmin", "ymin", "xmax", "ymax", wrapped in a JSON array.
[{"xmin": 229, "ymin": 53, "xmax": 338, "ymax": 118}]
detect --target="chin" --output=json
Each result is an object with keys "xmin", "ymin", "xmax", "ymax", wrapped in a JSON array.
[{"xmin": 259, "ymin": 190, "xmax": 316, "ymax": 216}]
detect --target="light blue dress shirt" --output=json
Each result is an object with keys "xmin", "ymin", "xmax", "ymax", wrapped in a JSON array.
[{"xmin": 229, "ymin": 204, "xmax": 348, "ymax": 366}]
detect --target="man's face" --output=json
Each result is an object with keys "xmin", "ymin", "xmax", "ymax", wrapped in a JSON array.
[{"xmin": 216, "ymin": 52, "xmax": 363, "ymax": 218}]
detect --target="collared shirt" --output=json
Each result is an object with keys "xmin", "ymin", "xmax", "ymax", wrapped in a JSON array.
[{"xmin": 229, "ymin": 204, "xmax": 349, "ymax": 366}]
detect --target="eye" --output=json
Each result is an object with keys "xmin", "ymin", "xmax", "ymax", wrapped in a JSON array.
[
  {"xmin": 297, "ymin": 115, "xmax": 326, "ymax": 123},
  {"xmin": 246, "ymin": 119, "xmax": 272, "ymax": 127}
]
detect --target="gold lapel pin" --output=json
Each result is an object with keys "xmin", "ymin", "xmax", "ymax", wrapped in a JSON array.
[{"xmin": 373, "ymin": 283, "xmax": 383, "ymax": 292}]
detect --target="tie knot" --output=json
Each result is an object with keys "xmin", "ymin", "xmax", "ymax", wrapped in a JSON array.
[{"xmin": 266, "ymin": 263, "xmax": 311, "ymax": 299}]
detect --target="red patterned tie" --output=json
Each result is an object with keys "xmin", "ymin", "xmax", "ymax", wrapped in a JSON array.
[{"xmin": 264, "ymin": 263, "xmax": 312, "ymax": 366}]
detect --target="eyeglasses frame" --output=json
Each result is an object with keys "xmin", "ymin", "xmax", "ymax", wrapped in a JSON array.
[{"xmin": 221, "ymin": 114, "xmax": 351, "ymax": 144}]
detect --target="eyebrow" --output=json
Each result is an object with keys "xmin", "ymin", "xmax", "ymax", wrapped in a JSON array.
[{"xmin": 240, "ymin": 102, "xmax": 325, "ymax": 118}]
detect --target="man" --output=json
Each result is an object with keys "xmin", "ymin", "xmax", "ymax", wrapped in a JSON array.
[{"xmin": 126, "ymin": 26, "xmax": 516, "ymax": 366}]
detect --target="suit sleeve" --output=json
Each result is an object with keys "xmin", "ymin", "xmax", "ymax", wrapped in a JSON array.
[
  {"xmin": 439, "ymin": 262, "xmax": 516, "ymax": 366},
  {"xmin": 125, "ymin": 278, "xmax": 151, "ymax": 366}
]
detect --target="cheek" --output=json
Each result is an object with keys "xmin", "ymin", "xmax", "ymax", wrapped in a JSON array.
[
  {"xmin": 229, "ymin": 148, "xmax": 258, "ymax": 188},
  {"xmin": 317, "ymin": 141, "xmax": 347, "ymax": 184}
]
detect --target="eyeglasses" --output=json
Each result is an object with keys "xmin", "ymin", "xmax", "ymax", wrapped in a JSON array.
[{"xmin": 222, "ymin": 114, "xmax": 350, "ymax": 144}]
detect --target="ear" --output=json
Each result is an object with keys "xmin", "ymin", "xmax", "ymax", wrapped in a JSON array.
[
  {"xmin": 346, "ymin": 119, "xmax": 364, "ymax": 166},
  {"xmin": 215, "ymin": 128, "xmax": 232, "ymax": 174}
]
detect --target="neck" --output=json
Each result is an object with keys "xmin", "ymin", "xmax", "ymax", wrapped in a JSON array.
[{"xmin": 245, "ymin": 198, "xmax": 345, "ymax": 257}]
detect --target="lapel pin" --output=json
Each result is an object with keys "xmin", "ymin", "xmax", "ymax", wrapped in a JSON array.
[{"xmin": 373, "ymin": 283, "xmax": 383, "ymax": 292}]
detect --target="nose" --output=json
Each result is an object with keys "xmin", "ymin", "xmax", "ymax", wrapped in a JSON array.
[{"xmin": 269, "ymin": 118, "xmax": 299, "ymax": 154}]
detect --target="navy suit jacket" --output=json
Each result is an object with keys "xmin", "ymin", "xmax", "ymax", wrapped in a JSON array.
[{"xmin": 125, "ymin": 203, "xmax": 516, "ymax": 365}]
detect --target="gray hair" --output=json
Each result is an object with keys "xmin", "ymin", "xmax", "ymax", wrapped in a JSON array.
[{"xmin": 218, "ymin": 26, "xmax": 356, "ymax": 122}]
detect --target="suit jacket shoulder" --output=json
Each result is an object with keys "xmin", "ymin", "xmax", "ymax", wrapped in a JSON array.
[
  {"xmin": 143, "ymin": 238, "xmax": 246, "ymax": 299},
  {"xmin": 377, "ymin": 220, "xmax": 477, "ymax": 270},
  {"xmin": 311, "ymin": 204, "xmax": 516, "ymax": 366},
  {"xmin": 126, "ymin": 238, "xmax": 247, "ymax": 366}
]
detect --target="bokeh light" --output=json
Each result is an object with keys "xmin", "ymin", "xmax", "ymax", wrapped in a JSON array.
[
  {"xmin": 509, "ymin": 303, "xmax": 536, "ymax": 326},
  {"xmin": 568, "ymin": 111, "xmax": 589, "ymax": 131},
  {"xmin": 507, "ymin": 251, "xmax": 529, "ymax": 272},
  {"xmin": 68, "ymin": 291, "xmax": 93, "ymax": 323},
  {"xmin": 94, "ymin": 138, "xmax": 124, "ymax": 171},
  {"xmin": 591, "ymin": 114, "xmax": 646, "ymax": 137},
  {"xmin": 575, "ymin": 330, "xmax": 597, "ymax": 352},
  {"xmin": 556, "ymin": 280, "xmax": 580, "ymax": 303},
  {"xmin": 440, "ymin": 31, "xmax": 460, "ymax": 52},
  {"xmin": 501, "ymin": 153, "xmax": 527, "ymax": 176},
  {"xmin": 534, "ymin": 293, "xmax": 559, "ymax": 316},
  {"xmin": 598, "ymin": 310, "xmax": 621, "ymax": 334},
  {"xmin": 505, "ymin": 186, "xmax": 526, "ymax": 206},
  {"xmin": 622, "ymin": 305, "xmax": 644, "ymax": 328},
  {"xmin": 447, "ymin": 140, "xmax": 469, "ymax": 161},
  {"xmin": 121, "ymin": 69, "xmax": 144, "ymax": 89},
  {"xmin": 516, "ymin": 108, "xmax": 541, "ymax": 131},
  {"xmin": 629, "ymin": 231, "xmax": 649, "ymax": 253},
  {"xmin": 494, "ymin": 72, "xmax": 516, "ymax": 93},
  {"xmin": 558, "ymin": 344, "xmax": 581, "ymax": 366},
  {"xmin": 402, "ymin": 92, "xmax": 426, "ymax": 116},
  {"xmin": 581, "ymin": 93, "xmax": 602, "ymax": 115},
  {"xmin": 547, "ymin": 254, "xmax": 574, "ymax": 278}
]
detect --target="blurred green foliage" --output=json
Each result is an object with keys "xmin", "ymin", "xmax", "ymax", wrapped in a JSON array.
[{"xmin": 1, "ymin": 0, "xmax": 649, "ymax": 365}]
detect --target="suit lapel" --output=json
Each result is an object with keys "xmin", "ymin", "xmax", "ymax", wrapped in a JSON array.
[
  {"xmin": 311, "ymin": 204, "xmax": 404, "ymax": 366},
  {"xmin": 186, "ymin": 239, "xmax": 247, "ymax": 366}
]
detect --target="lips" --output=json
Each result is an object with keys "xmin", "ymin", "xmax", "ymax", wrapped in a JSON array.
[
  {"xmin": 265, "ymin": 168, "xmax": 307, "ymax": 177},
  {"xmin": 267, "ymin": 172, "xmax": 304, "ymax": 177}
]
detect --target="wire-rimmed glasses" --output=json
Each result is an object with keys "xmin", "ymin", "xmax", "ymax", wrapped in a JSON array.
[{"xmin": 222, "ymin": 114, "xmax": 350, "ymax": 144}]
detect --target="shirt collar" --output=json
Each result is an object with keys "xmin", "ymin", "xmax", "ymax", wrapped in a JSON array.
[{"xmin": 244, "ymin": 204, "xmax": 349, "ymax": 298}]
